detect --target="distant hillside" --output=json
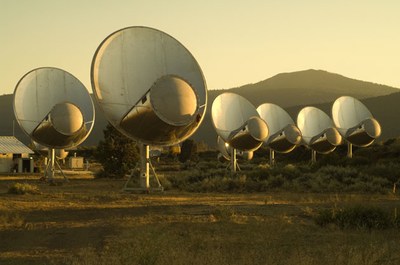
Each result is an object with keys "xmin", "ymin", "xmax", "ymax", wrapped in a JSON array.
[
  {"xmin": 1, "ymin": 69, "xmax": 399, "ymax": 148},
  {"xmin": 209, "ymin": 69, "xmax": 398, "ymax": 108}
]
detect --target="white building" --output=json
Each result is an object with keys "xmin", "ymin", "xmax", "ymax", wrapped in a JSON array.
[{"xmin": 0, "ymin": 136, "xmax": 34, "ymax": 173}]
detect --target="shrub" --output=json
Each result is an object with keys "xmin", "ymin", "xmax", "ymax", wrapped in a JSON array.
[
  {"xmin": 317, "ymin": 165, "xmax": 358, "ymax": 182},
  {"xmin": 8, "ymin": 183, "xmax": 40, "ymax": 195},
  {"xmin": 315, "ymin": 205, "xmax": 394, "ymax": 230},
  {"xmin": 365, "ymin": 163, "xmax": 400, "ymax": 184},
  {"xmin": 196, "ymin": 161, "xmax": 221, "ymax": 171},
  {"xmin": 179, "ymin": 139, "xmax": 197, "ymax": 163},
  {"xmin": 346, "ymin": 156, "xmax": 371, "ymax": 166},
  {"xmin": 267, "ymin": 174, "xmax": 285, "ymax": 189},
  {"xmin": 95, "ymin": 124, "xmax": 139, "ymax": 178}
]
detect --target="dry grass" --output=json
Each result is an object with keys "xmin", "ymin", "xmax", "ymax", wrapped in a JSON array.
[{"xmin": 0, "ymin": 177, "xmax": 399, "ymax": 264}]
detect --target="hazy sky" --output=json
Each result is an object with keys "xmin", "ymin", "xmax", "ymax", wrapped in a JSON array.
[{"xmin": 1, "ymin": 0, "xmax": 399, "ymax": 95}]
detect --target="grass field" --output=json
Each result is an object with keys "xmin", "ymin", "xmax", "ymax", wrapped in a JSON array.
[{"xmin": 0, "ymin": 176, "xmax": 400, "ymax": 265}]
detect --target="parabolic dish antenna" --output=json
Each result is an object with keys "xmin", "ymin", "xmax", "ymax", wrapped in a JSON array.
[
  {"xmin": 14, "ymin": 67, "xmax": 95, "ymax": 180},
  {"xmin": 332, "ymin": 96, "xmax": 381, "ymax": 149},
  {"xmin": 14, "ymin": 67, "xmax": 94, "ymax": 148},
  {"xmin": 211, "ymin": 92, "xmax": 268, "ymax": 151},
  {"xmin": 91, "ymin": 26, "xmax": 207, "ymax": 191},
  {"xmin": 257, "ymin": 103, "xmax": 302, "ymax": 166},
  {"xmin": 297, "ymin": 106, "xmax": 342, "ymax": 161},
  {"xmin": 211, "ymin": 92, "xmax": 268, "ymax": 171},
  {"xmin": 91, "ymin": 26, "xmax": 207, "ymax": 146}
]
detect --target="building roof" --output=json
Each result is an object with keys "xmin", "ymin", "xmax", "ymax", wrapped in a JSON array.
[{"xmin": 0, "ymin": 136, "xmax": 33, "ymax": 154}]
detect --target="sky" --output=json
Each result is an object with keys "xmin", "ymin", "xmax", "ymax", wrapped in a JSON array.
[{"xmin": 1, "ymin": 0, "xmax": 400, "ymax": 95}]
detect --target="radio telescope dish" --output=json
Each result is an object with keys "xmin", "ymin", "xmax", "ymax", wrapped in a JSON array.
[
  {"xmin": 297, "ymin": 107, "xmax": 341, "ymax": 162},
  {"xmin": 14, "ymin": 67, "xmax": 95, "ymax": 181},
  {"xmin": 211, "ymin": 93, "xmax": 268, "ymax": 151},
  {"xmin": 332, "ymin": 96, "xmax": 381, "ymax": 149},
  {"xmin": 91, "ymin": 26, "xmax": 206, "ymax": 146},
  {"xmin": 257, "ymin": 103, "xmax": 301, "ymax": 166},
  {"xmin": 211, "ymin": 93, "xmax": 267, "ymax": 172},
  {"xmin": 14, "ymin": 67, "xmax": 94, "ymax": 148},
  {"xmin": 91, "ymin": 26, "xmax": 207, "ymax": 191}
]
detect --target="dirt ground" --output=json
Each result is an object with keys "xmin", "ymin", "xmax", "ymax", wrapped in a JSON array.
[{"xmin": 0, "ymin": 175, "xmax": 399, "ymax": 265}]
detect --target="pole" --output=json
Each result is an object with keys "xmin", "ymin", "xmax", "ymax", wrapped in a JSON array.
[
  {"xmin": 231, "ymin": 148, "xmax": 237, "ymax": 173},
  {"xmin": 140, "ymin": 144, "xmax": 150, "ymax": 190},
  {"xmin": 46, "ymin": 148, "xmax": 55, "ymax": 181},
  {"xmin": 311, "ymin": 150, "xmax": 317, "ymax": 164},
  {"xmin": 269, "ymin": 149, "xmax": 275, "ymax": 167},
  {"xmin": 347, "ymin": 143, "xmax": 353, "ymax": 158}
]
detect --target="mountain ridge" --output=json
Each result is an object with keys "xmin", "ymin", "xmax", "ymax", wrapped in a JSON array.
[{"xmin": 226, "ymin": 69, "xmax": 398, "ymax": 107}]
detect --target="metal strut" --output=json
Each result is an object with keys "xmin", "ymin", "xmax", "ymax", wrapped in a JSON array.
[
  {"xmin": 123, "ymin": 144, "xmax": 163, "ymax": 192},
  {"xmin": 311, "ymin": 150, "xmax": 317, "ymax": 164},
  {"xmin": 269, "ymin": 149, "xmax": 275, "ymax": 167},
  {"xmin": 347, "ymin": 143, "xmax": 353, "ymax": 158},
  {"xmin": 228, "ymin": 148, "xmax": 241, "ymax": 173},
  {"xmin": 43, "ymin": 148, "xmax": 69, "ymax": 183}
]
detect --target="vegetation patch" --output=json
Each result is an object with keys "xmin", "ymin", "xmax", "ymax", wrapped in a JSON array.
[
  {"xmin": 315, "ymin": 205, "xmax": 399, "ymax": 230},
  {"xmin": 7, "ymin": 182, "xmax": 40, "ymax": 195},
  {"xmin": 0, "ymin": 211, "xmax": 25, "ymax": 228}
]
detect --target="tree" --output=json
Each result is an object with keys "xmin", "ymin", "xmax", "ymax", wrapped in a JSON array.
[
  {"xmin": 95, "ymin": 124, "xmax": 139, "ymax": 178},
  {"xmin": 179, "ymin": 139, "xmax": 197, "ymax": 163}
]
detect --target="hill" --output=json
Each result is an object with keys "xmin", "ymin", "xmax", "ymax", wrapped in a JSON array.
[
  {"xmin": 209, "ymin": 69, "xmax": 398, "ymax": 108},
  {"xmin": 1, "ymin": 69, "xmax": 399, "ymax": 148}
]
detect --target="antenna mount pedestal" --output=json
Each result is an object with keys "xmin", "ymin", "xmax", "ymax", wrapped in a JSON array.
[
  {"xmin": 124, "ymin": 143, "xmax": 163, "ymax": 193},
  {"xmin": 347, "ymin": 143, "xmax": 353, "ymax": 158},
  {"xmin": 43, "ymin": 148, "xmax": 68, "ymax": 183},
  {"xmin": 228, "ymin": 148, "xmax": 241, "ymax": 173},
  {"xmin": 311, "ymin": 150, "xmax": 317, "ymax": 164},
  {"xmin": 269, "ymin": 149, "xmax": 275, "ymax": 167}
]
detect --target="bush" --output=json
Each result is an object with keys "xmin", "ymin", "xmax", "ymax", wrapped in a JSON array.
[
  {"xmin": 95, "ymin": 124, "xmax": 139, "ymax": 178},
  {"xmin": 267, "ymin": 174, "xmax": 285, "ymax": 189},
  {"xmin": 315, "ymin": 205, "xmax": 394, "ymax": 230},
  {"xmin": 179, "ymin": 139, "xmax": 197, "ymax": 163},
  {"xmin": 8, "ymin": 183, "xmax": 40, "ymax": 195},
  {"xmin": 317, "ymin": 165, "xmax": 358, "ymax": 183}
]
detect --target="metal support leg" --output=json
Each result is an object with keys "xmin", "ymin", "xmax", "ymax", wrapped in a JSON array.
[
  {"xmin": 47, "ymin": 149, "xmax": 55, "ymax": 182},
  {"xmin": 311, "ymin": 150, "xmax": 317, "ymax": 164},
  {"xmin": 231, "ymin": 148, "xmax": 237, "ymax": 173},
  {"xmin": 124, "ymin": 143, "xmax": 163, "ymax": 192},
  {"xmin": 55, "ymin": 159, "xmax": 69, "ymax": 182},
  {"xmin": 140, "ymin": 144, "xmax": 150, "ymax": 191},
  {"xmin": 347, "ymin": 143, "xmax": 353, "ymax": 158},
  {"xmin": 269, "ymin": 149, "xmax": 275, "ymax": 167},
  {"xmin": 43, "ymin": 148, "xmax": 68, "ymax": 183}
]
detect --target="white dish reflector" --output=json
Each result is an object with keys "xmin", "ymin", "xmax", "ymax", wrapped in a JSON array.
[
  {"xmin": 297, "ymin": 106, "xmax": 341, "ymax": 154},
  {"xmin": 332, "ymin": 96, "xmax": 381, "ymax": 147},
  {"xmin": 91, "ymin": 26, "xmax": 207, "ymax": 146},
  {"xmin": 257, "ymin": 103, "xmax": 301, "ymax": 153},
  {"xmin": 211, "ymin": 92, "xmax": 268, "ymax": 152},
  {"xmin": 14, "ymin": 67, "xmax": 95, "ymax": 149}
]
